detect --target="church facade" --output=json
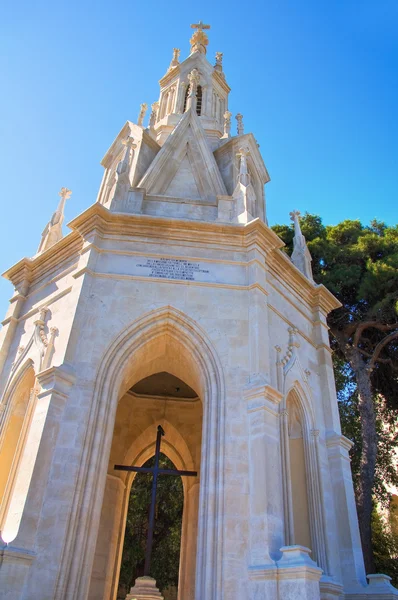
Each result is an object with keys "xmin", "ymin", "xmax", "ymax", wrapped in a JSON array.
[{"xmin": 0, "ymin": 23, "xmax": 396, "ymax": 600}]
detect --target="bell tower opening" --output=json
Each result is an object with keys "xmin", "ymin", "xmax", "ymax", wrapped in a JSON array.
[{"xmin": 196, "ymin": 85, "xmax": 202, "ymax": 115}]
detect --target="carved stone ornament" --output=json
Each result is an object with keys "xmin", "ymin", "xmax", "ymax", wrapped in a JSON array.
[
  {"xmin": 190, "ymin": 21, "xmax": 210, "ymax": 55},
  {"xmin": 214, "ymin": 51, "xmax": 225, "ymax": 78},
  {"xmin": 149, "ymin": 102, "xmax": 159, "ymax": 129},
  {"xmin": 37, "ymin": 187, "xmax": 72, "ymax": 255},
  {"xmin": 223, "ymin": 111, "xmax": 232, "ymax": 137},
  {"xmin": 236, "ymin": 113, "xmax": 244, "ymax": 136},
  {"xmin": 137, "ymin": 103, "xmax": 148, "ymax": 127},
  {"xmin": 11, "ymin": 307, "xmax": 58, "ymax": 373},
  {"xmin": 116, "ymin": 136, "xmax": 137, "ymax": 178},
  {"xmin": 236, "ymin": 147, "xmax": 250, "ymax": 186},
  {"xmin": 186, "ymin": 69, "xmax": 201, "ymax": 111},
  {"xmin": 168, "ymin": 48, "xmax": 180, "ymax": 70}
]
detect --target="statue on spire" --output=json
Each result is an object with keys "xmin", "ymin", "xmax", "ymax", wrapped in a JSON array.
[
  {"xmin": 137, "ymin": 103, "xmax": 148, "ymax": 127},
  {"xmin": 37, "ymin": 187, "xmax": 72, "ymax": 255},
  {"xmin": 190, "ymin": 21, "xmax": 210, "ymax": 55},
  {"xmin": 289, "ymin": 210, "xmax": 314, "ymax": 281},
  {"xmin": 168, "ymin": 48, "xmax": 180, "ymax": 71}
]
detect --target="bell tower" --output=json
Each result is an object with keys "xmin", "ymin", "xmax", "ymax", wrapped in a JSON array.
[
  {"xmin": 153, "ymin": 22, "xmax": 230, "ymax": 148},
  {"xmin": 95, "ymin": 23, "xmax": 270, "ymax": 225}
]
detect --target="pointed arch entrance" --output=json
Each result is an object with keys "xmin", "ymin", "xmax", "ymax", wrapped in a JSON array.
[{"xmin": 57, "ymin": 307, "xmax": 225, "ymax": 600}]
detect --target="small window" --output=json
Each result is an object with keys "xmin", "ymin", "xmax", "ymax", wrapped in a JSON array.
[
  {"xmin": 196, "ymin": 85, "xmax": 202, "ymax": 115},
  {"xmin": 183, "ymin": 87, "xmax": 189, "ymax": 113}
]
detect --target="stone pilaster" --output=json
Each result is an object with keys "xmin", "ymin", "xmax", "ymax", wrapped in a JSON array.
[
  {"xmin": 326, "ymin": 434, "xmax": 367, "ymax": 593},
  {"xmin": 0, "ymin": 364, "xmax": 75, "ymax": 599},
  {"xmin": 245, "ymin": 384, "xmax": 283, "ymax": 570}
]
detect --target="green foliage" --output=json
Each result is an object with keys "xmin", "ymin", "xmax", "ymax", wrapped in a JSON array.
[
  {"xmin": 118, "ymin": 453, "xmax": 183, "ymax": 598},
  {"xmin": 272, "ymin": 214, "xmax": 398, "ymax": 408},
  {"xmin": 335, "ymin": 358, "xmax": 398, "ymax": 506},
  {"xmin": 272, "ymin": 214, "xmax": 398, "ymax": 575},
  {"xmin": 372, "ymin": 510, "xmax": 398, "ymax": 587}
]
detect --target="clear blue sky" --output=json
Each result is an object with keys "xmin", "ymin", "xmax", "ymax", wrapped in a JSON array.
[{"xmin": 0, "ymin": 0, "xmax": 397, "ymax": 313}]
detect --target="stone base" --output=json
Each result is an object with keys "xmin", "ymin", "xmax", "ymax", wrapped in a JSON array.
[
  {"xmin": 320, "ymin": 576, "xmax": 344, "ymax": 600},
  {"xmin": 277, "ymin": 545, "xmax": 322, "ymax": 600},
  {"xmin": 345, "ymin": 574, "xmax": 398, "ymax": 599},
  {"xmin": 126, "ymin": 576, "xmax": 164, "ymax": 600}
]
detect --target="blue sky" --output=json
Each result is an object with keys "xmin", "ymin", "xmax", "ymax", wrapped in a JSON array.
[{"xmin": 0, "ymin": 0, "xmax": 397, "ymax": 313}]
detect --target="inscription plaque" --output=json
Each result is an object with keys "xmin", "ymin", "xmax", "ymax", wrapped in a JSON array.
[{"xmin": 136, "ymin": 258, "xmax": 210, "ymax": 281}]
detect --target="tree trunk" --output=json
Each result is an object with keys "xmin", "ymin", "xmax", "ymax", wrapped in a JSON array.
[{"xmin": 350, "ymin": 348, "xmax": 377, "ymax": 575}]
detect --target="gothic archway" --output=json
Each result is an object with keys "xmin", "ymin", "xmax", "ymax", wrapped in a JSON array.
[{"xmin": 56, "ymin": 307, "xmax": 225, "ymax": 600}]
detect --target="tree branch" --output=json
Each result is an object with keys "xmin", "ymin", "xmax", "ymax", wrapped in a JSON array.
[
  {"xmin": 369, "ymin": 331, "xmax": 398, "ymax": 372},
  {"xmin": 351, "ymin": 322, "xmax": 398, "ymax": 349}
]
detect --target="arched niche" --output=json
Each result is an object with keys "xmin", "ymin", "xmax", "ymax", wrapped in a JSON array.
[
  {"xmin": 286, "ymin": 391, "xmax": 311, "ymax": 549},
  {"xmin": 58, "ymin": 307, "xmax": 225, "ymax": 600},
  {"xmin": 280, "ymin": 385, "xmax": 329, "ymax": 574},
  {"xmin": 0, "ymin": 361, "xmax": 36, "ymax": 535}
]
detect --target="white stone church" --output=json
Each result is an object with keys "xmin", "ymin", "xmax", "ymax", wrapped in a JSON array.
[{"xmin": 0, "ymin": 23, "xmax": 396, "ymax": 600}]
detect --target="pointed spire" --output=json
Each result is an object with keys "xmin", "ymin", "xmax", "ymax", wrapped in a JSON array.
[
  {"xmin": 232, "ymin": 147, "xmax": 255, "ymax": 223},
  {"xmin": 37, "ymin": 187, "xmax": 72, "ymax": 254},
  {"xmin": 137, "ymin": 103, "xmax": 148, "ymax": 127},
  {"xmin": 289, "ymin": 210, "xmax": 314, "ymax": 281},
  {"xmin": 236, "ymin": 147, "xmax": 251, "ymax": 186},
  {"xmin": 168, "ymin": 48, "xmax": 180, "ymax": 71},
  {"xmin": 116, "ymin": 136, "xmax": 137, "ymax": 179},
  {"xmin": 190, "ymin": 21, "xmax": 210, "ymax": 54}
]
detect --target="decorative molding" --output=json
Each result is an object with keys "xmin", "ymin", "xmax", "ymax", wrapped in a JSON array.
[{"xmin": 10, "ymin": 307, "xmax": 58, "ymax": 375}]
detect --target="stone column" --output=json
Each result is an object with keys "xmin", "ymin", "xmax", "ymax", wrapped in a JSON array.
[
  {"xmin": 277, "ymin": 546, "xmax": 322, "ymax": 600},
  {"xmin": 245, "ymin": 385, "xmax": 282, "ymax": 597},
  {"xmin": 246, "ymin": 247, "xmax": 270, "ymax": 385},
  {"xmin": 0, "ymin": 364, "xmax": 76, "ymax": 600}
]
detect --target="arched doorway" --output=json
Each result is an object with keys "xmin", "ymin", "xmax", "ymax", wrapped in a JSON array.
[
  {"xmin": 59, "ymin": 308, "xmax": 225, "ymax": 600},
  {"xmin": 87, "ymin": 319, "xmax": 209, "ymax": 600}
]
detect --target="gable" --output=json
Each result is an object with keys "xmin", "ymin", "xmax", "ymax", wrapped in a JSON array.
[
  {"xmin": 138, "ymin": 109, "xmax": 227, "ymax": 203},
  {"xmin": 164, "ymin": 148, "xmax": 202, "ymax": 200}
]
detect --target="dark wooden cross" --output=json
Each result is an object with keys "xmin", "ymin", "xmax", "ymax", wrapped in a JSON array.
[{"xmin": 114, "ymin": 425, "xmax": 197, "ymax": 576}]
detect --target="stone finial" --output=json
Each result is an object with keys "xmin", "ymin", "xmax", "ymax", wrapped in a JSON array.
[
  {"xmin": 214, "ymin": 51, "xmax": 225, "ymax": 77},
  {"xmin": 149, "ymin": 101, "xmax": 159, "ymax": 130},
  {"xmin": 236, "ymin": 147, "xmax": 250, "ymax": 185},
  {"xmin": 236, "ymin": 113, "xmax": 244, "ymax": 135},
  {"xmin": 186, "ymin": 68, "xmax": 200, "ymax": 111},
  {"xmin": 223, "ymin": 111, "xmax": 232, "ymax": 137},
  {"xmin": 37, "ymin": 187, "xmax": 72, "ymax": 255},
  {"xmin": 289, "ymin": 210, "xmax": 314, "ymax": 281},
  {"xmin": 137, "ymin": 103, "xmax": 148, "ymax": 127},
  {"xmin": 168, "ymin": 48, "xmax": 180, "ymax": 71},
  {"xmin": 116, "ymin": 136, "xmax": 137, "ymax": 177},
  {"xmin": 190, "ymin": 21, "xmax": 210, "ymax": 55}
]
